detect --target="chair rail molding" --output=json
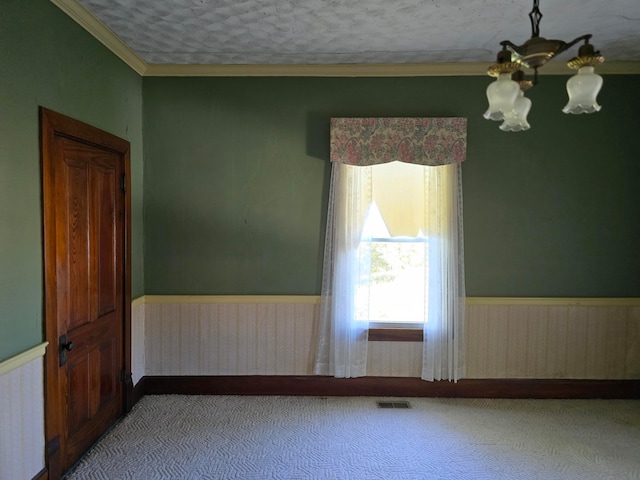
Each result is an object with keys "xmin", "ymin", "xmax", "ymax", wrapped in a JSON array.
[{"xmin": 0, "ymin": 342, "xmax": 48, "ymax": 377}]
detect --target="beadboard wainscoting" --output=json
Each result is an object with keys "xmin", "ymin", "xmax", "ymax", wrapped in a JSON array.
[
  {"xmin": 137, "ymin": 296, "xmax": 640, "ymax": 380},
  {"xmin": 466, "ymin": 301, "xmax": 640, "ymax": 379},
  {"xmin": 132, "ymin": 298, "xmax": 146, "ymax": 385},
  {"xmin": 0, "ymin": 343, "xmax": 47, "ymax": 480},
  {"xmin": 143, "ymin": 297, "xmax": 317, "ymax": 376}
]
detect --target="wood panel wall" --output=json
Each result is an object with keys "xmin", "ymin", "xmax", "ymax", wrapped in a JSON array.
[{"xmin": 132, "ymin": 297, "xmax": 640, "ymax": 381}]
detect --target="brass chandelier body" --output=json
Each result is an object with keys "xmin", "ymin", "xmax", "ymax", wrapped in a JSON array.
[
  {"xmin": 490, "ymin": 0, "xmax": 604, "ymax": 77},
  {"xmin": 484, "ymin": 0, "xmax": 605, "ymax": 131}
]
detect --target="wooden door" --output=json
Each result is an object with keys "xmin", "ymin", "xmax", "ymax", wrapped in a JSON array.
[{"xmin": 41, "ymin": 108, "xmax": 132, "ymax": 478}]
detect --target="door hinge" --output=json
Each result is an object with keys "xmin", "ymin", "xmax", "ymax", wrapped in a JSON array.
[
  {"xmin": 119, "ymin": 370, "xmax": 132, "ymax": 384},
  {"xmin": 120, "ymin": 173, "xmax": 126, "ymax": 193}
]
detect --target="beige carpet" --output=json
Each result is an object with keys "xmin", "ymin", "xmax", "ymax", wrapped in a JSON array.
[{"xmin": 64, "ymin": 395, "xmax": 640, "ymax": 479}]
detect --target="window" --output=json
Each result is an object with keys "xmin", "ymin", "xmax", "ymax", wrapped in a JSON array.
[
  {"xmin": 356, "ymin": 229, "xmax": 428, "ymax": 327},
  {"xmin": 314, "ymin": 117, "xmax": 466, "ymax": 381},
  {"xmin": 353, "ymin": 160, "xmax": 428, "ymax": 327}
]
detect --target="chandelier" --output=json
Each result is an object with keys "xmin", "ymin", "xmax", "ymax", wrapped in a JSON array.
[{"xmin": 484, "ymin": 0, "xmax": 604, "ymax": 132}]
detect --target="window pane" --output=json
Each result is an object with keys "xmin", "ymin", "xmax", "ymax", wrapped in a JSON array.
[
  {"xmin": 356, "ymin": 240, "xmax": 428, "ymax": 323},
  {"xmin": 372, "ymin": 161, "xmax": 426, "ymax": 237}
]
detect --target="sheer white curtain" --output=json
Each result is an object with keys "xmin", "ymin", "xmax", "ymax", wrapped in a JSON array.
[
  {"xmin": 422, "ymin": 163, "xmax": 466, "ymax": 381},
  {"xmin": 314, "ymin": 117, "xmax": 467, "ymax": 381},
  {"xmin": 314, "ymin": 162, "xmax": 372, "ymax": 377}
]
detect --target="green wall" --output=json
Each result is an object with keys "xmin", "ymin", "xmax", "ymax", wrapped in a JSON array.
[
  {"xmin": 2, "ymin": 0, "xmax": 638, "ymax": 362},
  {"xmin": 143, "ymin": 75, "xmax": 640, "ymax": 297},
  {"xmin": 0, "ymin": 0, "xmax": 144, "ymax": 361}
]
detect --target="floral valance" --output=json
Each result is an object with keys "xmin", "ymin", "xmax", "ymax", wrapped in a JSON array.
[{"xmin": 330, "ymin": 117, "xmax": 467, "ymax": 166}]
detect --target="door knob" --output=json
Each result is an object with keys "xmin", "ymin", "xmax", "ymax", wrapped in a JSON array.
[{"xmin": 59, "ymin": 334, "xmax": 74, "ymax": 366}]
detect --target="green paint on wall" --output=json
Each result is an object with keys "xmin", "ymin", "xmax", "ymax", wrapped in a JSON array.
[
  {"xmin": 0, "ymin": 0, "xmax": 144, "ymax": 361},
  {"xmin": 2, "ymin": 1, "xmax": 638, "ymax": 363},
  {"xmin": 143, "ymin": 75, "xmax": 640, "ymax": 297}
]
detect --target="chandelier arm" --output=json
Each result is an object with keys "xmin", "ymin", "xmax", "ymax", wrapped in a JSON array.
[
  {"xmin": 546, "ymin": 34, "xmax": 594, "ymax": 60},
  {"xmin": 562, "ymin": 34, "xmax": 593, "ymax": 53},
  {"xmin": 499, "ymin": 40, "xmax": 518, "ymax": 50},
  {"xmin": 500, "ymin": 35, "xmax": 592, "ymax": 54},
  {"xmin": 500, "ymin": 33, "xmax": 594, "ymax": 69}
]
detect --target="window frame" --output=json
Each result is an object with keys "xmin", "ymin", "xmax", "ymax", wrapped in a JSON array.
[
  {"xmin": 368, "ymin": 327, "xmax": 423, "ymax": 342},
  {"xmin": 357, "ymin": 235, "xmax": 429, "ymax": 336}
]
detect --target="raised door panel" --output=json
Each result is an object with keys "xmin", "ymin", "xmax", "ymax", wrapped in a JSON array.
[
  {"xmin": 64, "ymin": 159, "xmax": 91, "ymax": 331},
  {"xmin": 94, "ymin": 166, "xmax": 118, "ymax": 318},
  {"xmin": 56, "ymin": 138, "xmax": 124, "ymax": 470}
]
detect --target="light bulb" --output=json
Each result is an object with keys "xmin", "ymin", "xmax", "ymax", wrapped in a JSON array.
[
  {"xmin": 484, "ymin": 73, "xmax": 520, "ymax": 121},
  {"xmin": 500, "ymin": 90, "xmax": 532, "ymax": 132},
  {"xmin": 563, "ymin": 66, "xmax": 603, "ymax": 115}
]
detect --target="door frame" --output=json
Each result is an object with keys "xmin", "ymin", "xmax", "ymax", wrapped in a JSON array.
[{"xmin": 40, "ymin": 107, "xmax": 132, "ymax": 479}]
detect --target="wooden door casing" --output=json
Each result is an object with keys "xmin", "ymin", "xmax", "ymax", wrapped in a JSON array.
[{"xmin": 41, "ymin": 108, "xmax": 132, "ymax": 479}]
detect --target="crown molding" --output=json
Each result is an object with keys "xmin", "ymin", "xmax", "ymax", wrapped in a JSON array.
[
  {"xmin": 143, "ymin": 62, "xmax": 491, "ymax": 77},
  {"xmin": 532, "ymin": 61, "xmax": 640, "ymax": 75},
  {"xmin": 52, "ymin": 0, "xmax": 640, "ymax": 78},
  {"xmin": 143, "ymin": 61, "xmax": 640, "ymax": 77},
  {"xmin": 50, "ymin": 0, "xmax": 148, "ymax": 75}
]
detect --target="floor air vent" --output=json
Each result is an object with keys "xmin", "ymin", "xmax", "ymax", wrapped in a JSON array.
[{"xmin": 377, "ymin": 401, "xmax": 411, "ymax": 409}]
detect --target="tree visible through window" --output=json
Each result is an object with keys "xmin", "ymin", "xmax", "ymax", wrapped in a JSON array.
[
  {"xmin": 353, "ymin": 160, "xmax": 435, "ymax": 327},
  {"xmin": 356, "ymin": 203, "xmax": 428, "ymax": 326}
]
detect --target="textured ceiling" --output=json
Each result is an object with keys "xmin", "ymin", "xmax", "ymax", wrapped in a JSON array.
[{"xmin": 76, "ymin": 0, "xmax": 640, "ymax": 65}]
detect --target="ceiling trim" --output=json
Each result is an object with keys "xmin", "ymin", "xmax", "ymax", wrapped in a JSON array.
[
  {"xmin": 144, "ymin": 62, "xmax": 491, "ymax": 77},
  {"xmin": 143, "ymin": 61, "xmax": 640, "ymax": 77},
  {"xmin": 50, "ymin": 0, "xmax": 148, "ymax": 75},
  {"xmin": 52, "ymin": 0, "xmax": 640, "ymax": 78}
]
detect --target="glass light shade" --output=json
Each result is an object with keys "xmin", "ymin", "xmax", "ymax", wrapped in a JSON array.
[
  {"xmin": 500, "ymin": 91, "xmax": 532, "ymax": 132},
  {"xmin": 562, "ymin": 66, "xmax": 603, "ymax": 115},
  {"xmin": 484, "ymin": 73, "xmax": 520, "ymax": 121}
]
